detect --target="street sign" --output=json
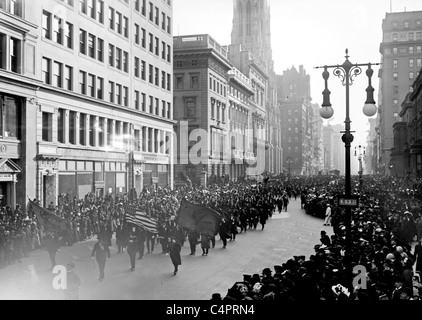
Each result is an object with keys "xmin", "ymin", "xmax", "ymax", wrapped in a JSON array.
[{"xmin": 338, "ymin": 195, "xmax": 359, "ymax": 208}]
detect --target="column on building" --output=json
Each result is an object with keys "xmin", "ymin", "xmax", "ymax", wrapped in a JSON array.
[
  {"xmin": 75, "ymin": 112, "xmax": 80, "ymax": 146},
  {"xmin": 94, "ymin": 116, "xmax": 100, "ymax": 147},
  {"xmin": 64, "ymin": 109, "xmax": 70, "ymax": 144}
]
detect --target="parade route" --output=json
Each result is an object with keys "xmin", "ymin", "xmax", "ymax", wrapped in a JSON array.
[{"xmin": 0, "ymin": 198, "xmax": 331, "ymax": 300}]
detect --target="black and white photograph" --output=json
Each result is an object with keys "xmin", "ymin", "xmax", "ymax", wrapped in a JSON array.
[{"xmin": 1, "ymin": 0, "xmax": 422, "ymax": 311}]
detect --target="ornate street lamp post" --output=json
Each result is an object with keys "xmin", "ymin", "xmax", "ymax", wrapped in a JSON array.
[{"xmin": 315, "ymin": 49, "xmax": 379, "ymax": 288}]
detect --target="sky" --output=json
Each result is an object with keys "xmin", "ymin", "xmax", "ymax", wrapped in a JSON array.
[{"xmin": 173, "ymin": 0, "xmax": 422, "ymax": 149}]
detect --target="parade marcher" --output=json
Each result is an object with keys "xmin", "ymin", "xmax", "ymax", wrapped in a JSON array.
[
  {"xmin": 276, "ymin": 196, "xmax": 283, "ymax": 214},
  {"xmin": 146, "ymin": 231, "xmax": 155, "ymax": 254},
  {"xmin": 323, "ymin": 204, "xmax": 332, "ymax": 226},
  {"xmin": 188, "ymin": 230, "xmax": 200, "ymax": 255},
  {"xmin": 300, "ymin": 192, "xmax": 306, "ymax": 209},
  {"xmin": 91, "ymin": 238, "xmax": 110, "ymax": 281},
  {"xmin": 210, "ymin": 234, "xmax": 216, "ymax": 249},
  {"xmin": 115, "ymin": 221, "xmax": 128, "ymax": 254},
  {"xmin": 137, "ymin": 228, "xmax": 146, "ymax": 259},
  {"xmin": 282, "ymin": 193, "xmax": 289, "ymax": 212},
  {"xmin": 239, "ymin": 212, "xmax": 248, "ymax": 233},
  {"xmin": 230, "ymin": 216, "xmax": 239, "ymax": 240},
  {"xmin": 259, "ymin": 209, "xmax": 267, "ymax": 231},
  {"xmin": 201, "ymin": 233, "xmax": 211, "ymax": 256},
  {"xmin": 127, "ymin": 227, "xmax": 138, "ymax": 271},
  {"xmin": 44, "ymin": 232, "xmax": 61, "ymax": 270},
  {"xmin": 169, "ymin": 237, "xmax": 182, "ymax": 275},
  {"xmin": 63, "ymin": 262, "xmax": 81, "ymax": 300}
]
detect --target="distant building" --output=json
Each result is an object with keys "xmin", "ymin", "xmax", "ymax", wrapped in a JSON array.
[
  {"xmin": 231, "ymin": 0, "xmax": 282, "ymax": 176},
  {"xmin": 277, "ymin": 65, "xmax": 319, "ymax": 175},
  {"xmin": 377, "ymin": 11, "xmax": 422, "ymax": 176},
  {"xmin": 173, "ymin": 35, "xmax": 232, "ymax": 186}
]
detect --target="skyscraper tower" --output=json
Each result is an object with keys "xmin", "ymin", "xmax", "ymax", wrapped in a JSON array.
[{"xmin": 231, "ymin": 0, "xmax": 274, "ymax": 73}]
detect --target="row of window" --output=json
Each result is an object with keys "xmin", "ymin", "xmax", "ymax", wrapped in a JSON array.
[
  {"xmin": 109, "ymin": 6, "xmax": 129, "ymax": 38},
  {"xmin": 385, "ymin": 46, "xmax": 422, "ymax": 55},
  {"xmin": 391, "ymin": 31, "xmax": 422, "ymax": 42},
  {"xmin": 133, "ymin": 0, "xmax": 171, "ymax": 34},
  {"xmin": 392, "ymin": 85, "xmax": 415, "ymax": 95},
  {"xmin": 390, "ymin": 20, "xmax": 422, "ymax": 29},
  {"xmin": 0, "ymin": 33, "xmax": 20, "ymax": 73},
  {"xmin": 175, "ymin": 73, "xmax": 199, "ymax": 90},
  {"xmin": 133, "ymin": 24, "xmax": 172, "ymax": 62},
  {"xmin": 211, "ymin": 98, "xmax": 226, "ymax": 123},
  {"xmin": 392, "ymin": 58, "xmax": 422, "ymax": 68},
  {"xmin": 108, "ymin": 44, "xmax": 128, "ymax": 72},
  {"xmin": 134, "ymin": 91, "xmax": 172, "ymax": 119},
  {"xmin": 80, "ymin": 29, "xmax": 104, "ymax": 61},
  {"xmin": 134, "ymin": 57, "xmax": 171, "ymax": 90},
  {"xmin": 54, "ymin": 108, "xmax": 169, "ymax": 154},
  {"xmin": 43, "ymin": 10, "xmax": 74, "ymax": 49},
  {"xmin": 80, "ymin": 0, "xmax": 104, "ymax": 23},
  {"xmin": 229, "ymin": 85, "xmax": 248, "ymax": 103},
  {"xmin": 0, "ymin": 0, "xmax": 22, "ymax": 17},
  {"xmin": 209, "ymin": 75, "xmax": 227, "ymax": 97},
  {"xmin": 229, "ymin": 102, "xmax": 248, "ymax": 125},
  {"xmin": 392, "ymin": 70, "xmax": 420, "ymax": 81}
]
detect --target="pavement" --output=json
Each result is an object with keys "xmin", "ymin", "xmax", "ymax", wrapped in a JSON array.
[{"xmin": 0, "ymin": 198, "xmax": 332, "ymax": 300}]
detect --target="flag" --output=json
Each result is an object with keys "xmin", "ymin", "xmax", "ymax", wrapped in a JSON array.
[
  {"xmin": 124, "ymin": 203, "xmax": 158, "ymax": 234},
  {"xmin": 175, "ymin": 199, "xmax": 222, "ymax": 237},
  {"xmin": 28, "ymin": 199, "xmax": 67, "ymax": 233}
]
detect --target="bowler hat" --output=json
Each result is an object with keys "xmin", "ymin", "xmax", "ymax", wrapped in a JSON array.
[
  {"xmin": 274, "ymin": 265, "xmax": 283, "ymax": 273},
  {"xmin": 262, "ymin": 267, "xmax": 272, "ymax": 275}
]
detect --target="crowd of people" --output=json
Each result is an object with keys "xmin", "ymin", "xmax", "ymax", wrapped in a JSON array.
[
  {"xmin": 220, "ymin": 175, "xmax": 422, "ymax": 301},
  {"xmin": 4, "ymin": 172, "xmax": 422, "ymax": 301},
  {"xmin": 0, "ymin": 204, "xmax": 42, "ymax": 268}
]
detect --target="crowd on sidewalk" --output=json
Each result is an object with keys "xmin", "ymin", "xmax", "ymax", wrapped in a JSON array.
[
  {"xmin": 220, "ymin": 175, "xmax": 422, "ymax": 301},
  {"xmin": 0, "ymin": 177, "xmax": 290, "ymax": 271}
]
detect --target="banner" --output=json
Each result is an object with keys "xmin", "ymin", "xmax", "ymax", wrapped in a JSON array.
[
  {"xmin": 28, "ymin": 200, "xmax": 67, "ymax": 233},
  {"xmin": 124, "ymin": 203, "xmax": 158, "ymax": 234},
  {"xmin": 176, "ymin": 199, "xmax": 221, "ymax": 237}
]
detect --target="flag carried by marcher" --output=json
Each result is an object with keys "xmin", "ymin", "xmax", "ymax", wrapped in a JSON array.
[
  {"xmin": 175, "ymin": 199, "xmax": 222, "ymax": 237},
  {"xmin": 28, "ymin": 199, "xmax": 67, "ymax": 233},
  {"xmin": 124, "ymin": 203, "xmax": 158, "ymax": 234}
]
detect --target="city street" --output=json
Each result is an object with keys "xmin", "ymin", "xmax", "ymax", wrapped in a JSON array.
[{"xmin": 0, "ymin": 198, "xmax": 331, "ymax": 300}]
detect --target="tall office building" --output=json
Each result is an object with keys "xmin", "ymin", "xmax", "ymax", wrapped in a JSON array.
[
  {"xmin": 231, "ymin": 0, "xmax": 282, "ymax": 175},
  {"xmin": 0, "ymin": 0, "xmax": 174, "ymax": 208},
  {"xmin": 231, "ymin": 0, "xmax": 273, "ymax": 73},
  {"xmin": 378, "ymin": 11, "xmax": 422, "ymax": 176}
]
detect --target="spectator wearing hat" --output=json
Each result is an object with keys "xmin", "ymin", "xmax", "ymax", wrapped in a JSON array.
[
  {"xmin": 323, "ymin": 204, "xmax": 331, "ymax": 226},
  {"xmin": 320, "ymin": 231, "xmax": 331, "ymax": 247},
  {"xmin": 63, "ymin": 262, "xmax": 81, "ymax": 300},
  {"xmin": 391, "ymin": 277, "xmax": 404, "ymax": 300},
  {"xmin": 414, "ymin": 237, "xmax": 422, "ymax": 277}
]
